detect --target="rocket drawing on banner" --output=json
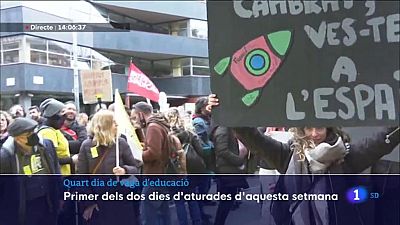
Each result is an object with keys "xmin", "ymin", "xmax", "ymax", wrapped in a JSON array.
[{"xmin": 214, "ymin": 30, "xmax": 293, "ymax": 107}]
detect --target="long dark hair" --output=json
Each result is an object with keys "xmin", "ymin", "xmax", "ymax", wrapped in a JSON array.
[{"xmin": 194, "ymin": 97, "xmax": 208, "ymax": 115}]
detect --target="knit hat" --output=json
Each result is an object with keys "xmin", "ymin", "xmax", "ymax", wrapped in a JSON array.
[
  {"xmin": 132, "ymin": 102, "xmax": 153, "ymax": 115},
  {"xmin": 39, "ymin": 98, "xmax": 65, "ymax": 118},
  {"xmin": 7, "ymin": 118, "xmax": 38, "ymax": 137}
]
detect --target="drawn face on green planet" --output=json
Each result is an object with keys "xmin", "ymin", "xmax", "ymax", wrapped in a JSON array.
[{"xmin": 214, "ymin": 30, "xmax": 293, "ymax": 106}]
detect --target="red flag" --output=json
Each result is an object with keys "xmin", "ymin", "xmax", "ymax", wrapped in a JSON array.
[{"xmin": 127, "ymin": 62, "xmax": 160, "ymax": 102}]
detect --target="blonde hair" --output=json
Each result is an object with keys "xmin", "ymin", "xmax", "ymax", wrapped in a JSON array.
[
  {"xmin": 288, "ymin": 127, "xmax": 350, "ymax": 161},
  {"xmin": 90, "ymin": 110, "xmax": 116, "ymax": 146}
]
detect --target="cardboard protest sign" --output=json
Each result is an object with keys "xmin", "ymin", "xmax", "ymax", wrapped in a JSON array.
[
  {"xmin": 208, "ymin": 0, "xmax": 399, "ymax": 127},
  {"xmin": 80, "ymin": 70, "xmax": 113, "ymax": 104}
]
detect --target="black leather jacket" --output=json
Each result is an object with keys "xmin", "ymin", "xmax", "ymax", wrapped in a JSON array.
[{"xmin": 212, "ymin": 126, "xmax": 245, "ymax": 174}]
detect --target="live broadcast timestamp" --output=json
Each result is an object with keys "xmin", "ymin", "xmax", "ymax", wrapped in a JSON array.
[
  {"xmin": 26, "ymin": 24, "xmax": 88, "ymax": 32},
  {"xmin": 1, "ymin": 23, "xmax": 127, "ymax": 32}
]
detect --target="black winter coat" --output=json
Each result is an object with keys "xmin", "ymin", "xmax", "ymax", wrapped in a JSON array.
[
  {"xmin": 212, "ymin": 126, "xmax": 245, "ymax": 174},
  {"xmin": 0, "ymin": 137, "xmax": 62, "ymax": 225}
]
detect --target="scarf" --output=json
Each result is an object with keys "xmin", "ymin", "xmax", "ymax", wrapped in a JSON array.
[
  {"xmin": 285, "ymin": 136, "xmax": 348, "ymax": 225},
  {"xmin": 60, "ymin": 125, "xmax": 78, "ymax": 140},
  {"xmin": 286, "ymin": 136, "xmax": 348, "ymax": 174}
]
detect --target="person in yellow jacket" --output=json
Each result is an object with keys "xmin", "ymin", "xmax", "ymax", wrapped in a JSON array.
[{"xmin": 38, "ymin": 98, "xmax": 72, "ymax": 175}]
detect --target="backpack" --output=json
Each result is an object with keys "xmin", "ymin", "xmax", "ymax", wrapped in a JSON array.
[
  {"xmin": 183, "ymin": 140, "xmax": 207, "ymax": 174},
  {"xmin": 165, "ymin": 133, "xmax": 187, "ymax": 174}
]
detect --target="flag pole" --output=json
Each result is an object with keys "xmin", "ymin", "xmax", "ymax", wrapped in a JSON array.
[
  {"xmin": 125, "ymin": 95, "xmax": 130, "ymax": 108},
  {"xmin": 115, "ymin": 89, "xmax": 120, "ymax": 167},
  {"xmin": 115, "ymin": 89, "xmax": 120, "ymax": 181},
  {"xmin": 126, "ymin": 58, "xmax": 133, "ymax": 108}
]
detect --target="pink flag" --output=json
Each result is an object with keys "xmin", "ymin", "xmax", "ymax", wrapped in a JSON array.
[{"xmin": 127, "ymin": 62, "xmax": 160, "ymax": 102}]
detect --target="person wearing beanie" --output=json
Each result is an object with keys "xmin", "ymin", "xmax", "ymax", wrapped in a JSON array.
[
  {"xmin": 0, "ymin": 118, "xmax": 62, "ymax": 225},
  {"xmin": 37, "ymin": 98, "xmax": 72, "ymax": 175}
]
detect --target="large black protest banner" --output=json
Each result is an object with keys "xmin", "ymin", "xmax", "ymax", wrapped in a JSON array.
[{"xmin": 208, "ymin": 0, "xmax": 399, "ymax": 127}]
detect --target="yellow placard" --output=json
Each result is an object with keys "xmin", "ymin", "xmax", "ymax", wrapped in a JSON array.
[
  {"xmin": 23, "ymin": 165, "xmax": 32, "ymax": 175},
  {"xmin": 91, "ymin": 147, "xmax": 99, "ymax": 158},
  {"xmin": 30, "ymin": 155, "xmax": 44, "ymax": 173}
]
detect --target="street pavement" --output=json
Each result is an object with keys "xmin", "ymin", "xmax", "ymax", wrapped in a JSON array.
[{"xmin": 170, "ymin": 176, "xmax": 266, "ymax": 225}]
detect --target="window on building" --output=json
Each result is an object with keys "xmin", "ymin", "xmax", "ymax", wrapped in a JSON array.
[
  {"xmin": 154, "ymin": 60, "xmax": 172, "ymax": 77},
  {"xmin": 28, "ymin": 36, "xmax": 47, "ymax": 51},
  {"xmin": 1, "ymin": 36, "xmax": 22, "ymax": 64},
  {"xmin": 189, "ymin": 20, "xmax": 208, "ymax": 39},
  {"xmin": 3, "ymin": 42, "xmax": 20, "ymax": 50},
  {"xmin": 192, "ymin": 67, "xmax": 210, "ymax": 76},
  {"xmin": 182, "ymin": 66, "xmax": 191, "ymax": 76},
  {"xmin": 48, "ymin": 40, "xmax": 71, "ymax": 55},
  {"xmin": 153, "ymin": 57, "xmax": 210, "ymax": 77},
  {"xmin": 2, "ymin": 35, "xmax": 125, "ymax": 72},
  {"xmin": 49, "ymin": 53, "xmax": 71, "ymax": 67},
  {"xmin": 192, "ymin": 57, "xmax": 209, "ymax": 76},
  {"xmin": 3, "ymin": 50, "xmax": 20, "ymax": 64},
  {"xmin": 27, "ymin": 36, "xmax": 48, "ymax": 65},
  {"xmin": 31, "ymin": 50, "xmax": 47, "ymax": 64},
  {"xmin": 171, "ymin": 58, "xmax": 191, "ymax": 76},
  {"xmin": 159, "ymin": 20, "xmax": 189, "ymax": 37},
  {"xmin": 181, "ymin": 57, "xmax": 191, "ymax": 67},
  {"xmin": 48, "ymin": 40, "xmax": 71, "ymax": 67},
  {"xmin": 192, "ymin": 57, "xmax": 209, "ymax": 67}
]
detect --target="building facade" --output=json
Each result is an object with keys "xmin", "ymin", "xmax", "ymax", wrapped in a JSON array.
[{"xmin": 0, "ymin": 1, "xmax": 210, "ymax": 112}]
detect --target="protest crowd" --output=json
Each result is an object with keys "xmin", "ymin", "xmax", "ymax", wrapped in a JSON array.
[
  {"xmin": 0, "ymin": 94, "xmax": 398, "ymax": 225},
  {"xmin": 0, "ymin": 96, "xmax": 253, "ymax": 225},
  {"xmin": 0, "ymin": 1, "xmax": 399, "ymax": 224}
]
